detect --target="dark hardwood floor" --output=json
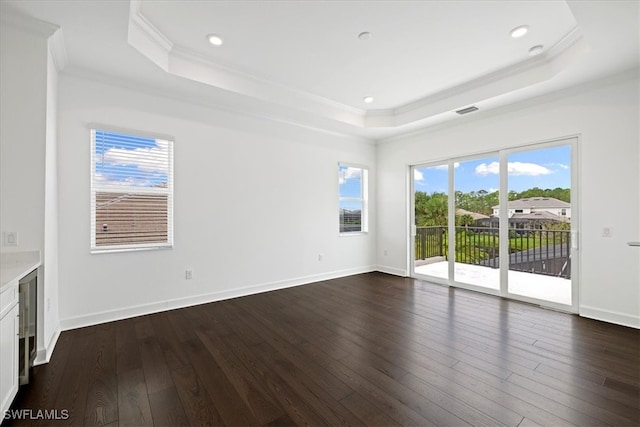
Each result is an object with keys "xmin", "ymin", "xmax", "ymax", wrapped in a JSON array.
[{"xmin": 5, "ymin": 272, "xmax": 639, "ymax": 426}]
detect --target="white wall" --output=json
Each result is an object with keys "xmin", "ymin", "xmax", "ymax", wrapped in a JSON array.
[
  {"xmin": 0, "ymin": 22, "xmax": 47, "ymax": 253},
  {"xmin": 57, "ymin": 75, "xmax": 376, "ymax": 328},
  {"xmin": 3, "ymin": 11, "xmax": 637, "ymax": 340},
  {"xmin": 377, "ymin": 70, "xmax": 640, "ymax": 328},
  {"xmin": 0, "ymin": 19, "xmax": 61, "ymax": 361}
]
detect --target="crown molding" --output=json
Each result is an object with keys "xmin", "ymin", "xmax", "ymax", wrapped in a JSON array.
[
  {"xmin": 127, "ymin": 0, "xmax": 172, "ymax": 71},
  {"xmin": 0, "ymin": 4, "xmax": 59, "ymax": 38},
  {"xmin": 1, "ymin": 4, "xmax": 67, "ymax": 71},
  {"xmin": 129, "ymin": 0, "xmax": 172, "ymax": 53},
  {"xmin": 372, "ymin": 27, "xmax": 588, "ymax": 128},
  {"xmin": 48, "ymin": 28, "xmax": 68, "ymax": 71},
  {"xmin": 127, "ymin": 6, "xmax": 589, "ymax": 133},
  {"xmin": 60, "ymin": 66, "xmax": 373, "ymax": 144}
]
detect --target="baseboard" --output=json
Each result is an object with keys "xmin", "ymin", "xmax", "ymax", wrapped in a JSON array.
[
  {"xmin": 34, "ymin": 326, "xmax": 61, "ymax": 366},
  {"xmin": 59, "ymin": 265, "xmax": 376, "ymax": 331},
  {"xmin": 375, "ymin": 265, "xmax": 407, "ymax": 277},
  {"xmin": 580, "ymin": 305, "xmax": 640, "ymax": 329}
]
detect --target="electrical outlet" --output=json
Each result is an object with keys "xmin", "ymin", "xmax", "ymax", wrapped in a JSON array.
[
  {"xmin": 318, "ymin": 254, "xmax": 323, "ymax": 262},
  {"xmin": 602, "ymin": 227, "xmax": 612, "ymax": 238},
  {"xmin": 185, "ymin": 269, "xmax": 193, "ymax": 279},
  {"xmin": 384, "ymin": 249, "xmax": 388, "ymax": 256},
  {"xmin": 3, "ymin": 231, "xmax": 18, "ymax": 246}
]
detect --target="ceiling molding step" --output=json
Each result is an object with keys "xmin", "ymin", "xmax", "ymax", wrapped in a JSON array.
[
  {"xmin": 370, "ymin": 27, "xmax": 590, "ymax": 129},
  {"xmin": 166, "ymin": 48, "xmax": 365, "ymax": 129},
  {"xmin": 168, "ymin": 47, "xmax": 364, "ymax": 124},
  {"xmin": 127, "ymin": 0, "xmax": 172, "ymax": 71},
  {"xmin": 124, "ymin": 3, "xmax": 592, "ymax": 134},
  {"xmin": 127, "ymin": 6, "xmax": 366, "ymax": 129},
  {"xmin": 169, "ymin": 47, "xmax": 363, "ymax": 116}
]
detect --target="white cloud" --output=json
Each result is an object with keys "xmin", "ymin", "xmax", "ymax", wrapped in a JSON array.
[
  {"xmin": 102, "ymin": 140, "xmax": 170, "ymax": 173},
  {"xmin": 475, "ymin": 162, "xmax": 499, "ymax": 175},
  {"xmin": 414, "ymin": 169, "xmax": 424, "ymax": 181},
  {"xmin": 547, "ymin": 162, "xmax": 569, "ymax": 170},
  {"xmin": 433, "ymin": 162, "xmax": 459, "ymax": 171},
  {"xmin": 475, "ymin": 161, "xmax": 552, "ymax": 176},
  {"xmin": 339, "ymin": 166, "xmax": 362, "ymax": 184},
  {"xmin": 94, "ymin": 172, "xmax": 156, "ymax": 188}
]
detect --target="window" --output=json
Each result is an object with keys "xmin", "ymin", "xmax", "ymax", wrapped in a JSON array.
[
  {"xmin": 338, "ymin": 164, "xmax": 368, "ymax": 233},
  {"xmin": 90, "ymin": 129, "xmax": 173, "ymax": 251}
]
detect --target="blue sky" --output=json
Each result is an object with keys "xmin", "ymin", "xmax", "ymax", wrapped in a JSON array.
[
  {"xmin": 94, "ymin": 130, "xmax": 169, "ymax": 188},
  {"xmin": 414, "ymin": 145, "xmax": 571, "ymax": 194},
  {"xmin": 339, "ymin": 165, "xmax": 363, "ymax": 210}
]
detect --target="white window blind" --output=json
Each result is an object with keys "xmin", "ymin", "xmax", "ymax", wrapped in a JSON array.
[
  {"xmin": 90, "ymin": 129, "xmax": 173, "ymax": 251},
  {"xmin": 338, "ymin": 164, "xmax": 368, "ymax": 233}
]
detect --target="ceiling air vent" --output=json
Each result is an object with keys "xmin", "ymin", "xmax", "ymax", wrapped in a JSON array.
[{"xmin": 455, "ymin": 106, "xmax": 479, "ymax": 115}]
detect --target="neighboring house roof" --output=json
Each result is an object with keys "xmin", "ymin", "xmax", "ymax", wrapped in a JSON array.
[
  {"xmin": 492, "ymin": 197, "xmax": 570, "ymax": 210},
  {"xmin": 455, "ymin": 208, "xmax": 489, "ymax": 220},
  {"xmin": 510, "ymin": 211, "xmax": 569, "ymax": 222}
]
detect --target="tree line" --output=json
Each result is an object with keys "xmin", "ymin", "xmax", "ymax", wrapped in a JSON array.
[{"xmin": 416, "ymin": 187, "xmax": 570, "ymax": 226}]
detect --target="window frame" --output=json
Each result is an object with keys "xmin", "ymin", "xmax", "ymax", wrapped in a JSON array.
[
  {"xmin": 90, "ymin": 128, "xmax": 174, "ymax": 253},
  {"xmin": 338, "ymin": 163, "xmax": 369, "ymax": 235}
]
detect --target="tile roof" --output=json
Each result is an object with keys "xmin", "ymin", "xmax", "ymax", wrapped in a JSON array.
[{"xmin": 492, "ymin": 197, "xmax": 570, "ymax": 209}]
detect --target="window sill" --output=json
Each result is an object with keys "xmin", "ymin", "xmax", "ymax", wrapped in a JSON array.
[
  {"xmin": 339, "ymin": 231, "xmax": 369, "ymax": 237},
  {"xmin": 91, "ymin": 245, "xmax": 172, "ymax": 254}
]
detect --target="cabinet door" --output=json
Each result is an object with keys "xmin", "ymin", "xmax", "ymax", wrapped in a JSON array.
[{"xmin": 0, "ymin": 304, "xmax": 19, "ymax": 417}]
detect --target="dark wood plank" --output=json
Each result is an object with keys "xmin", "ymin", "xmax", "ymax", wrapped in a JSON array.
[
  {"xmin": 147, "ymin": 387, "xmax": 189, "ymax": 426},
  {"xmin": 50, "ymin": 328, "xmax": 97, "ymax": 426},
  {"xmin": 116, "ymin": 368, "xmax": 153, "ymax": 427},
  {"xmin": 83, "ymin": 323, "xmax": 119, "ymax": 426},
  {"xmin": 149, "ymin": 312, "xmax": 223, "ymax": 426},
  {"xmin": 7, "ymin": 272, "xmax": 639, "ymax": 426},
  {"xmin": 196, "ymin": 329, "xmax": 285, "ymax": 425},
  {"xmin": 115, "ymin": 318, "xmax": 142, "ymax": 374},
  {"xmin": 227, "ymin": 299, "xmax": 354, "ymax": 402},
  {"xmin": 184, "ymin": 335, "xmax": 257, "ymax": 426},
  {"xmin": 137, "ymin": 335, "xmax": 173, "ymax": 395}
]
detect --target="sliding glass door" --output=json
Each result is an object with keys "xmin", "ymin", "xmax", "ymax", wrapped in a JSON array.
[
  {"xmin": 412, "ymin": 164, "xmax": 450, "ymax": 283},
  {"xmin": 411, "ymin": 138, "xmax": 577, "ymax": 311},
  {"xmin": 453, "ymin": 156, "xmax": 500, "ymax": 292},
  {"xmin": 505, "ymin": 144, "xmax": 574, "ymax": 306}
]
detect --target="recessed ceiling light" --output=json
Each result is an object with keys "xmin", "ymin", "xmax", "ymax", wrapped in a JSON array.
[
  {"xmin": 207, "ymin": 34, "xmax": 224, "ymax": 46},
  {"xmin": 528, "ymin": 45, "xmax": 544, "ymax": 56},
  {"xmin": 358, "ymin": 31, "xmax": 372, "ymax": 40},
  {"xmin": 510, "ymin": 25, "xmax": 529, "ymax": 38},
  {"xmin": 363, "ymin": 96, "xmax": 374, "ymax": 104}
]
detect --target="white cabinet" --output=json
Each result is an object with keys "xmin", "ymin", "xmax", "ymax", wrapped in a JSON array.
[{"xmin": 0, "ymin": 281, "xmax": 19, "ymax": 418}]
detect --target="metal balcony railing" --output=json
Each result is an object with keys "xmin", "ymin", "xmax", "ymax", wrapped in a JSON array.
[{"xmin": 416, "ymin": 226, "xmax": 571, "ymax": 279}]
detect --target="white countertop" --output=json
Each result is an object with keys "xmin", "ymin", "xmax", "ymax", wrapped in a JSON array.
[{"xmin": 0, "ymin": 251, "xmax": 41, "ymax": 291}]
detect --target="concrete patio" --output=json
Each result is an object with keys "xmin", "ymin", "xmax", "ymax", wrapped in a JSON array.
[{"xmin": 415, "ymin": 261, "xmax": 571, "ymax": 305}]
